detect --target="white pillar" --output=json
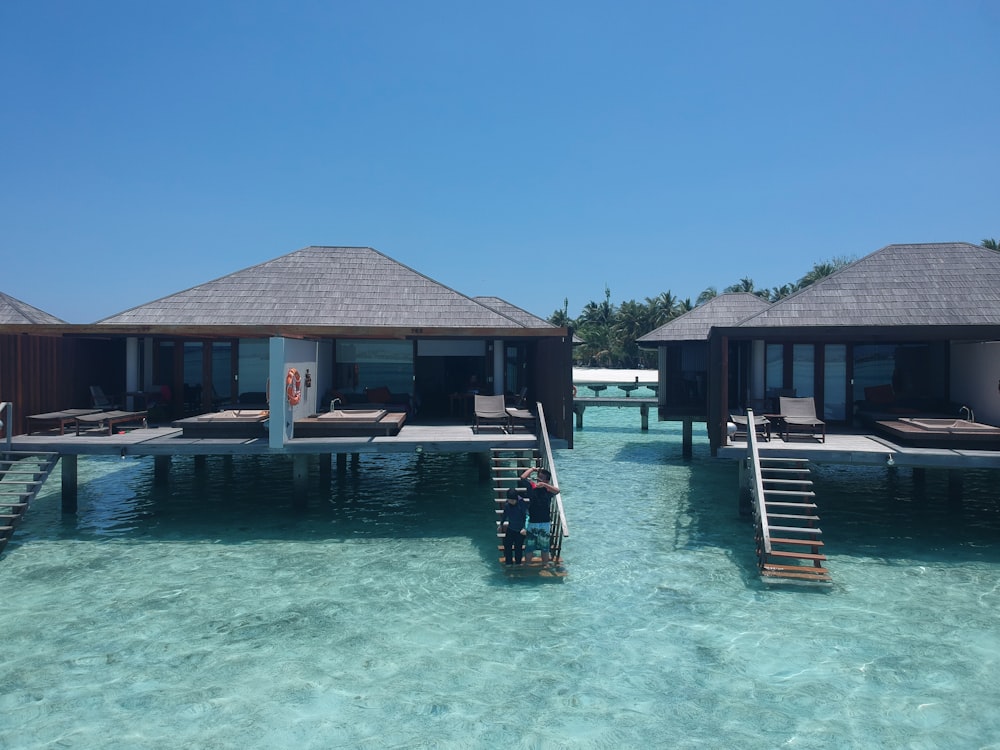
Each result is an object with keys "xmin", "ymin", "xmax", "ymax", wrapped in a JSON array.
[{"xmin": 269, "ymin": 337, "xmax": 288, "ymax": 450}]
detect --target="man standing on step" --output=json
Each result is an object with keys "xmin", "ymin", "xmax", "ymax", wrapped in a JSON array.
[{"xmin": 520, "ymin": 465, "xmax": 559, "ymax": 567}]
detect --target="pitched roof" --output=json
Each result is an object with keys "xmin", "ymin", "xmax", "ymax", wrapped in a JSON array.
[
  {"xmin": 473, "ymin": 297, "xmax": 557, "ymax": 328},
  {"xmin": 0, "ymin": 292, "xmax": 66, "ymax": 324},
  {"xmin": 637, "ymin": 293, "xmax": 771, "ymax": 343},
  {"xmin": 96, "ymin": 246, "xmax": 540, "ymax": 329},
  {"xmin": 736, "ymin": 242, "xmax": 1000, "ymax": 329}
]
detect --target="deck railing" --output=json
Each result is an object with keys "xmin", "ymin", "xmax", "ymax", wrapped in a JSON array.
[
  {"xmin": 536, "ymin": 402, "xmax": 569, "ymax": 560},
  {"xmin": 746, "ymin": 408, "xmax": 772, "ymax": 556}
]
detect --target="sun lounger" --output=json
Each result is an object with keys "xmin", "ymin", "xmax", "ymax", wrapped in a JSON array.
[
  {"xmin": 778, "ymin": 397, "xmax": 825, "ymax": 442},
  {"xmin": 730, "ymin": 413, "xmax": 769, "ymax": 442},
  {"xmin": 474, "ymin": 394, "xmax": 511, "ymax": 433},
  {"xmin": 26, "ymin": 409, "xmax": 101, "ymax": 435},
  {"xmin": 75, "ymin": 410, "xmax": 148, "ymax": 436}
]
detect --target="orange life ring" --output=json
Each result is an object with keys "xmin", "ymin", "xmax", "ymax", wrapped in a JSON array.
[
  {"xmin": 286, "ymin": 368, "xmax": 302, "ymax": 406},
  {"xmin": 572, "ymin": 385, "xmax": 577, "ymax": 397}
]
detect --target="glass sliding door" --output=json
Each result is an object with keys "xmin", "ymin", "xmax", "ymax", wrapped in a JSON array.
[
  {"xmin": 792, "ymin": 344, "xmax": 814, "ymax": 398},
  {"xmin": 823, "ymin": 344, "xmax": 847, "ymax": 420}
]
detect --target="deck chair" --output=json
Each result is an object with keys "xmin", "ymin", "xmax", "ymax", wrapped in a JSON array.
[
  {"xmin": 778, "ymin": 396, "xmax": 825, "ymax": 442},
  {"xmin": 474, "ymin": 394, "xmax": 512, "ymax": 433},
  {"xmin": 90, "ymin": 385, "xmax": 120, "ymax": 411},
  {"xmin": 729, "ymin": 413, "xmax": 769, "ymax": 442},
  {"xmin": 506, "ymin": 389, "xmax": 537, "ymax": 433}
]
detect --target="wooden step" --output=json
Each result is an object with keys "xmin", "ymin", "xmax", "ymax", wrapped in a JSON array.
[
  {"xmin": 768, "ymin": 550, "xmax": 827, "ymax": 562},
  {"xmin": 761, "ymin": 568, "xmax": 832, "ymax": 583},
  {"xmin": 764, "ymin": 501, "xmax": 817, "ymax": 509},
  {"xmin": 766, "ymin": 513, "xmax": 820, "ymax": 521},
  {"xmin": 768, "ymin": 525, "xmax": 822, "ymax": 535},
  {"xmin": 763, "ymin": 478, "xmax": 813, "ymax": 486},
  {"xmin": 759, "ymin": 458, "xmax": 809, "ymax": 464},
  {"xmin": 770, "ymin": 537, "xmax": 824, "ymax": 547}
]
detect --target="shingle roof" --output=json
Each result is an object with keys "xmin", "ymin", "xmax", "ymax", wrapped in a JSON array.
[
  {"xmin": 637, "ymin": 293, "xmax": 771, "ymax": 343},
  {"xmin": 0, "ymin": 292, "xmax": 65, "ymax": 324},
  {"xmin": 737, "ymin": 242, "xmax": 1000, "ymax": 328},
  {"xmin": 96, "ymin": 246, "xmax": 539, "ymax": 329},
  {"xmin": 473, "ymin": 297, "xmax": 557, "ymax": 328}
]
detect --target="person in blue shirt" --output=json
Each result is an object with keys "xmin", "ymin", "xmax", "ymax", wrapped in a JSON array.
[{"xmin": 499, "ymin": 487, "xmax": 529, "ymax": 565}]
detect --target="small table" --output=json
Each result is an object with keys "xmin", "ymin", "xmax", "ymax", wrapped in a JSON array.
[{"xmin": 449, "ymin": 392, "xmax": 475, "ymax": 418}]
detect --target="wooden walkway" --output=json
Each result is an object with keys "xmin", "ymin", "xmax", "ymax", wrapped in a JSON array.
[{"xmin": 720, "ymin": 431, "xmax": 1000, "ymax": 470}]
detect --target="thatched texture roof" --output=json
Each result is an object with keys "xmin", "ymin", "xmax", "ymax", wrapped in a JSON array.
[
  {"xmin": 637, "ymin": 293, "xmax": 771, "ymax": 343},
  {"xmin": 97, "ymin": 246, "xmax": 546, "ymax": 330},
  {"xmin": 737, "ymin": 243, "xmax": 1000, "ymax": 328},
  {"xmin": 0, "ymin": 292, "xmax": 65, "ymax": 324}
]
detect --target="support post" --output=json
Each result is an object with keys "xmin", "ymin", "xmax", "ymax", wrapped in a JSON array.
[
  {"xmin": 194, "ymin": 455, "xmax": 207, "ymax": 472},
  {"xmin": 319, "ymin": 453, "xmax": 332, "ymax": 487},
  {"xmin": 154, "ymin": 455, "xmax": 171, "ymax": 485},
  {"xmin": 682, "ymin": 419, "xmax": 693, "ymax": 459},
  {"xmin": 640, "ymin": 404, "xmax": 649, "ymax": 431},
  {"xmin": 336, "ymin": 453, "xmax": 347, "ymax": 473},
  {"xmin": 948, "ymin": 469, "xmax": 964, "ymax": 504},
  {"xmin": 61, "ymin": 454, "xmax": 78, "ymax": 513},
  {"xmin": 293, "ymin": 454, "xmax": 309, "ymax": 510},
  {"xmin": 738, "ymin": 457, "xmax": 752, "ymax": 518},
  {"xmin": 574, "ymin": 404, "xmax": 585, "ymax": 429}
]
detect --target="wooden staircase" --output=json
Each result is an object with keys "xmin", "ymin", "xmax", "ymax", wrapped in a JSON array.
[
  {"xmin": 755, "ymin": 457, "xmax": 831, "ymax": 585},
  {"xmin": 743, "ymin": 408, "xmax": 831, "ymax": 586},
  {"xmin": 489, "ymin": 446, "xmax": 566, "ymax": 574},
  {"xmin": 0, "ymin": 451, "xmax": 60, "ymax": 557}
]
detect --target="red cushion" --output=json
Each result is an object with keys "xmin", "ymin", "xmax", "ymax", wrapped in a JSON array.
[{"xmin": 366, "ymin": 386, "xmax": 392, "ymax": 404}]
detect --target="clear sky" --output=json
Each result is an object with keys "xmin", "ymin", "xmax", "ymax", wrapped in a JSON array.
[{"xmin": 2, "ymin": 1, "xmax": 998, "ymax": 324}]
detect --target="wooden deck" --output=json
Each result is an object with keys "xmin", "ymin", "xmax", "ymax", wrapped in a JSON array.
[
  {"xmin": 720, "ymin": 431, "xmax": 1000, "ymax": 470},
  {"xmin": 8, "ymin": 422, "xmax": 549, "ymax": 457}
]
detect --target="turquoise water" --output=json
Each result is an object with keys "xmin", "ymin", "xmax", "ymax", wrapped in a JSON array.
[{"xmin": 3, "ymin": 404, "xmax": 1000, "ymax": 749}]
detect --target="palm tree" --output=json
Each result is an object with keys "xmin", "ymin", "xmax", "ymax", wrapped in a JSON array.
[
  {"xmin": 982, "ymin": 238, "xmax": 999, "ymax": 252},
  {"xmin": 797, "ymin": 257, "xmax": 852, "ymax": 288},
  {"xmin": 616, "ymin": 299, "xmax": 653, "ymax": 366},
  {"xmin": 645, "ymin": 291, "xmax": 678, "ymax": 328},
  {"xmin": 696, "ymin": 287, "xmax": 717, "ymax": 306},
  {"xmin": 548, "ymin": 298, "xmax": 574, "ymax": 329}
]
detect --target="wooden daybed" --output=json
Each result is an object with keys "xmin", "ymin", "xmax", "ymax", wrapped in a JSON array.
[{"xmin": 294, "ymin": 410, "xmax": 406, "ymax": 437}]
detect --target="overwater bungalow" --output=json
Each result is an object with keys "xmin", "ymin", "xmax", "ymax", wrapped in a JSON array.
[
  {"xmin": 640, "ymin": 242, "xmax": 1000, "ymax": 458},
  {"xmin": 2, "ymin": 246, "xmax": 573, "ymax": 443}
]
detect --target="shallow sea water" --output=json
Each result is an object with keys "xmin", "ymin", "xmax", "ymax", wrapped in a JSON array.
[{"xmin": 3, "ymin": 401, "xmax": 1000, "ymax": 749}]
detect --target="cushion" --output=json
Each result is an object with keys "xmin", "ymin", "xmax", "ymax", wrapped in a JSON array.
[
  {"xmin": 366, "ymin": 386, "xmax": 392, "ymax": 404},
  {"xmin": 864, "ymin": 384, "xmax": 895, "ymax": 404}
]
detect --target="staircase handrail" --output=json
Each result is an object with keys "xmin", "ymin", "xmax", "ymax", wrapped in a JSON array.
[
  {"xmin": 1, "ymin": 402, "xmax": 11, "ymax": 454},
  {"xmin": 535, "ymin": 401, "xmax": 569, "ymax": 541},
  {"xmin": 746, "ymin": 408, "xmax": 772, "ymax": 555}
]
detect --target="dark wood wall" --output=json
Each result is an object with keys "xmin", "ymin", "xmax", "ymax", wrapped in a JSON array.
[
  {"xmin": 534, "ymin": 335, "xmax": 574, "ymax": 448},
  {"xmin": 0, "ymin": 335, "xmax": 123, "ymax": 435}
]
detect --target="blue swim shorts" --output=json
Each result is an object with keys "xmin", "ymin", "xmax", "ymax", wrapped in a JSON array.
[{"xmin": 525, "ymin": 522, "xmax": 551, "ymax": 553}]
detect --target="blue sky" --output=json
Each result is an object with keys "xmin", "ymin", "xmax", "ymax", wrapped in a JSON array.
[{"xmin": 2, "ymin": 1, "xmax": 998, "ymax": 323}]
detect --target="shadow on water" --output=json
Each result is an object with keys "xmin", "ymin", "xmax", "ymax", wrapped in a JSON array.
[
  {"xmin": 678, "ymin": 452, "xmax": 1000, "ymax": 574},
  {"xmin": 12, "ymin": 452, "xmax": 501, "ymax": 549}
]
